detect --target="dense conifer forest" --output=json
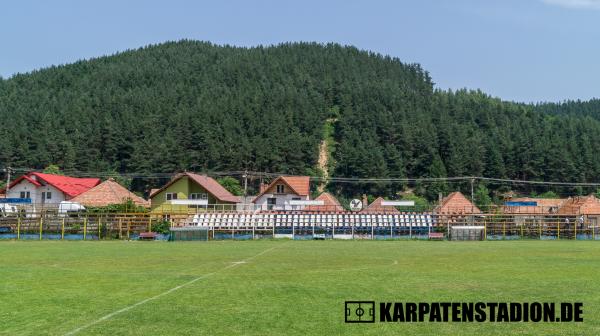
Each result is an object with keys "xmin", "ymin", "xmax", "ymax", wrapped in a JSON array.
[{"xmin": 1, "ymin": 40, "xmax": 599, "ymax": 199}]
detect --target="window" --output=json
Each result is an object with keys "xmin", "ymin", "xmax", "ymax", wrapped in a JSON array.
[
  {"xmin": 276, "ymin": 184, "xmax": 285, "ymax": 194},
  {"xmin": 41, "ymin": 191, "xmax": 52, "ymax": 204},
  {"xmin": 292, "ymin": 197, "xmax": 301, "ymax": 201},
  {"xmin": 166, "ymin": 193, "xmax": 178, "ymax": 201},
  {"xmin": 20, "ymin": 191, "xmax": 30, "ymax": 199},
  {"xmin": 267, "ymin": 197, "xmax": 277, "ymax": 210},
  {"xmin": 189, "ymin": 193, "xmax": 208, "ymax": 200}
]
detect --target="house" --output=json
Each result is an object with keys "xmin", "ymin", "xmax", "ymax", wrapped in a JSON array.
[
  {"xmin": 305, "ymin": 192, "xmax": 344, "ymax": 212},
  {"xmin": 503, "ymin": 197, "xmax": 566, "ymax": 215},
  {"xmin": 361, "ymin": 197, "xmax": 400, "ymax": 214},
  {"xmin": 556, "ymin": 195, "xmax": 600, "ymax": 226},
  {"xmin": 435, "ymin": 192, "xmax": 481, "ymax": 215},
  {"xmin": 557, "ymin": 195, "xmax": 600, "ymax": 215},
  {"xmin": 0, "ymin": 172, "xmax": 100, "ymax": 209},
  {"xmin": 253, "ymin": 176, "xmax": 310, "ymax": 210},
  {"xmin": 70, "ymin": 178, "xmax": 149, "ymax": 208},
  {"xmin": 150, "ymin": 172, "xmax": 240, "ymax": 213},
  {"xmin": 434, "ymin": 191, "xmax": 481, "ymax": 227}
]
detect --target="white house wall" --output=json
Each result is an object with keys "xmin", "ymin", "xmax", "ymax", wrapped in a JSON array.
[
  {"xmin": 253, "ymin": 194, "xmax": 309, "ymax": 211},
  {"xmin": 6, "ymin": 181, "xmax": 66, "ymax": 206}
]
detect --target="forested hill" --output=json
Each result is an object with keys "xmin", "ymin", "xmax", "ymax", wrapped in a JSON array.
[{"xmin": 0, "ymin": 40, "xmax": 599, "ymax": 198}]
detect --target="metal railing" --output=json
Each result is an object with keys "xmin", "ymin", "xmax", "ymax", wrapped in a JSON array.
[{"xmin": 1, "ymin": 210, "xmax": 599, "ymax": 241}]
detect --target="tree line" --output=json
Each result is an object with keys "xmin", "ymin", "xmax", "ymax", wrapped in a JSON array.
[{"xmin": 0, "ymin": 40, "xmax": 599, "ymax": 201}]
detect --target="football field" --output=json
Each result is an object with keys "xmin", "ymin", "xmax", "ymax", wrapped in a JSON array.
[{"xmin": 1, "ymin": 240, "xmax": 599, "ymax": 335}]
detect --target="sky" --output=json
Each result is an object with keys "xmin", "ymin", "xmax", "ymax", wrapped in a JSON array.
[{"xmin": 1, "ymin": 0, "xmax": 599, "ymax": 103}]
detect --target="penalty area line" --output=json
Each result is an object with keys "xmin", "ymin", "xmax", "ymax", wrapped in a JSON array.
[{"xmin": 64, "ymin": 244, "xmax": 281, "ymax": 336}]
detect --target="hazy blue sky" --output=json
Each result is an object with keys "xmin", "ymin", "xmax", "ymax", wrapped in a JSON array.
[{"xmin": 1, "ymin": 0, "xmax": 598, "ymax": 102}]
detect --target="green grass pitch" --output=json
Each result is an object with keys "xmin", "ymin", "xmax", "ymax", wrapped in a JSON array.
[{"xmin": 1, "ymin": 240, "xmax": 599, "ymax": 335}]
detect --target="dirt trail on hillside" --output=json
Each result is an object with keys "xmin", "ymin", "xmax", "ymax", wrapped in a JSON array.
[{"xmin": 317, "ymin": 139, "xmax": 329, "ymax": 193}]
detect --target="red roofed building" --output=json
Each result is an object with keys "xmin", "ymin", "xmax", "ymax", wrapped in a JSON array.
[
  {"xmin": 71, "ymin": 179, "xmax": 149, "ymax": 208},
  {"xmin": 1, "ymin": 172, "xmax": 101, "ymax": 207},
  {"xmin": 253, "ymin": 176, "xmax": 311, "ymax": 210},
  {"xmin": 435, "ymin": 192, "xmax": 481, "ymax": 215},
  {"xmin": 305, "ymin": 192, "xmax": 344, "ymax": 212},
  {"xmin": 503, "ymin": 197, "xmax": 566, "ymax": 215},
  {"xmin": 150, "ymin": 172, "xmax": 240, "ymax": 213},
  {"xmin": 557, "ymin": 195, "xmax": 600, "ymax": 216}
]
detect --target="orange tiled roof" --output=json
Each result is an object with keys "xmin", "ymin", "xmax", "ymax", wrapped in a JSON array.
[
  {"xmin": 305, "ymin": 192, "xmax": 344, "ymax": 211},
  {"xmin": 557, "ymin": 195, "xmax": 600, "ymax": 215},
  {"xmin": 280, "ymin": 176, "xmax": 310, "ymax": 196},
  {"xmin": 361, "ymin": 197, "xmax": 400, "ymax": 214},
  {"xmin": 436, "ymin": 192, "xmax": 481, "ymax": 215},
  {"xmin": 71, "ymin": 179, "xmax": 149, "ymax": 207},
  {"xmin": 252, "ymin": 176, "xmax": 310, "ymax": 202}
]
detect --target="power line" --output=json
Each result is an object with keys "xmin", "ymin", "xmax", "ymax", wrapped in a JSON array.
[{"xmin": 3, "ymin": 167, "xmax": 600, "ymax": 188}]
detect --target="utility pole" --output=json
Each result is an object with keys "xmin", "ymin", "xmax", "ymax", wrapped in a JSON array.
[
  {"xmin": 243, "ymin": 169, "xmax": 248, "ymax": 197},
  {"xmin": 3, "ymin": 167, "xmax": 12, "ymax": 198},
  {"xmin": 470, "ymin": 178, "xmax": 475, "ymax": 213},
  {"xmin": 242, "ymin": 170, "xmax": 249, "ymax": 211}
]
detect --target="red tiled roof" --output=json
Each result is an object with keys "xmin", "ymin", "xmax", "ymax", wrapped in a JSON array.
[
  {"xmin": 281, "ymin": 176, "xmax": 310, "ymax": 196},
  {"xmin": 71, "ymin": 179, "xmax": 149, "ymax": 207},
  {"xmin": 0, "ymin": 172, "xmax": 100, "ymax": 198},
  {"xmin": 558, "ymin": 195, "xmax": 600, "ymax": 215},
  {"xmin": 150, "ymin": 172, "xmax": 240, "ymax": 203},
  {"xmin": 0, "ymin": 175, "xmax": 41, "ymax": 194},
  {"xmin": 436, "ymin": 192, "xmax": 481, "ymax": 215},
  {"xmin": 361, "ymin": 197, "xmax": 400, "ymax": 214},
  {"xmin": 305, "ymin": 192, "xmax": 344, "ymax": 211},
  {"xmin": 31, "ymin": 173, "xmax": 101, "ymax": 198},
  {"xmin": 252, "ymin": 176, "xmax": 311, "ymax": 202},
  {"xmin": 186, "ymin": 173, "xmax": 240, "ymax": 203}
]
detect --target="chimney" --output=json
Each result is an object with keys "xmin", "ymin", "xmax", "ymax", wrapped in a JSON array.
[
  {"xmin": 438, "ymin": 192, "xmax": 443, "ymax": 206},
  {"xmin": 362, "ymin": 194, "xmax": 368, "ymax": 209},
  {"xmin": 260, "ymin": 183, "xmax": 269, "ymax": 193}
]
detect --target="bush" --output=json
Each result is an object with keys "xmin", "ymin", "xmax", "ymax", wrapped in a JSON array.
[{"xmin": 152, "ymin": 220, "xmax": 171, "ymax": 234}]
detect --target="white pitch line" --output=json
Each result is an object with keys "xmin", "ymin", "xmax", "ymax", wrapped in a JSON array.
[{"xmin": 64, "ymin": 245, "xmax": 280, "ymax": 336}]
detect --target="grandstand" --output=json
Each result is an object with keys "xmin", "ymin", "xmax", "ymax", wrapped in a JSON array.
[{"xmin": 179, "ymin": 211, "xmax": 435, "ymax": 241}]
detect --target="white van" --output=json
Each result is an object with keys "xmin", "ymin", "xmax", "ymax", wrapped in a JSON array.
[{"xmin": 58, "ymin": 201, "xmax": 86, "ymax": 216}]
